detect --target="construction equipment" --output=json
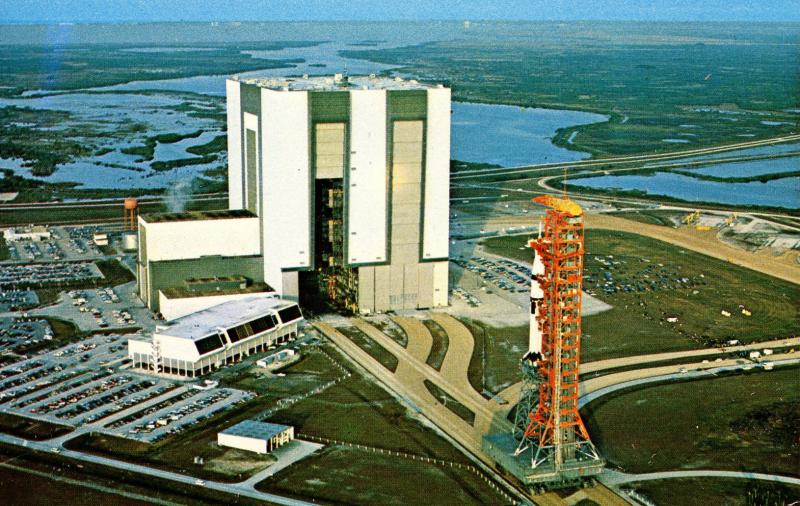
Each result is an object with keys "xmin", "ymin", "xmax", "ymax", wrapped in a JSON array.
[{"xmin": 682, "ymin": 210, "xmax": 700, "ymax": 225}]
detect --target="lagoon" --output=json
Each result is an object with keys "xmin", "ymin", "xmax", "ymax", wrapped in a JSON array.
[{"xmin": 570, "ymin": 172, "xmax": 799, "ymax": 208}]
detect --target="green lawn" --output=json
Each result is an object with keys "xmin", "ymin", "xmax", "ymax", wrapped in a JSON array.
[
  {"xmin": 580, "ymin": 367, "xmax": 800, "ymax": 476},
  {"xmin": 481, "ymin": 230, "xmax": 800, "ymax": 362},
  {"xmin": 628, "ymin": 478, "xmax": 800, "ymax": 506},
  {"xmin": 0, "ymin": 413, "xmax": 73, "ymax": 441},
  {"xmin": 605, "ymin": 210, "xmax": 684, "ymax": 227},
  {"xmin": 258, "ymin": 446, "xmax": 503, "ymax": 506},
  {"xmin": 337, "ymin": 325, "xmax": 399, "ymax": 372},
  {"xmin": 422, "ymin": 319, "xmax": 449, "ymax": 371},
  {"xmin": 458, "ymin": 318, "xmax": 528, "ymax": 397}
]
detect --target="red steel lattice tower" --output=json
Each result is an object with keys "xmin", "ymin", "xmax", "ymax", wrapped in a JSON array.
[{"xmin": 514, "ymin": 195, "xmax": 601, "ymax": 474}]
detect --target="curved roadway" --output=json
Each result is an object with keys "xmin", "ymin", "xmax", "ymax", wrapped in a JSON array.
[{"xmin": 601, "ymin": 468, "xmax": 800, "ymax": 487}]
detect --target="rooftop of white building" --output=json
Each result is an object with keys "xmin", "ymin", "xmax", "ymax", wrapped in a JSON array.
[
  {"xmin": 235, "ymin": 74, "xmax": 443, "ymax": 92},
  {"xmin": 156, "ymin": 295, "xmax": 297, "ymax": 340},
  {"xmin": 220, "ymin": 420, "xmax": 292, "ymax": 440}
]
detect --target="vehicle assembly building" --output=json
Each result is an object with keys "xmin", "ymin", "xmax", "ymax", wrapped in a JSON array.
[
  {"xmin": 128, "ymin": 296, "xmax": 303, "ymax": 377},
  {"xmin": 136, "ymin": 74, "xmax": 450, "ymax": 315}
]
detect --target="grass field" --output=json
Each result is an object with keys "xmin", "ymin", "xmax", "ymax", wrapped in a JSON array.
[
  {"xmin": 424, "ymin": 380, "xmax": 476, "ymax": 425},
  {"xmin": 0, "ymin": 413, "xmax": 73, "ymax": 440},
  {"xmin": 343, "ymin": 22, "xmax": 799, "ymax": 157},
  {"xmin": 458, "ymin": 318, "xmax": 528, "ymax": 397},
  {"xmin": 0, "ymin": 237, "xmax": 9, "ymax": 261},
  {"xmin": 251, "ymin": 345, "xmax": 510, "ymax": 505},
  {"xmin": 580, "ymin": 366, "xmax": 800, "ymax": 476},
  {"xmin": 258, "ymin": 446, "xmax": 503, "ymax": 506},
  {"xmin": 369, "ymin": 318, "xmax": 408, "ymax": 347},
  {"xmin": 422, "ymin": 319, "xmax": 449, "ymax": 370},
  {"xmin": 267, "ymin": 372, "xmax": 464, "ymax": 462},
  {"xmin": 0, "ymin": 464, "xmax": 152, "ymax": 506},
  {"xmin": 0, "ymin": 41, "xmax": 318, "ymax": 97},
  {"xmin": 605, "ymin": 210, "xmax": 684, "ymax": 227},
  {"xmin": 481, "ymin": 230, "xmax": 800, "ymax": 362},
  {"xmin": 627, "ymin": 478, "xmax": 800, "ymax": 506},
  {"xmin": 0, "ymin": 443, "xmax": 260, "ymax": 505},
  {"xmin": 337, "ymin": 325, "xmax": 399, "ymax": 372}
]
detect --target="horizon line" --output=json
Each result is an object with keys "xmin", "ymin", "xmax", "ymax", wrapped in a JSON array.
[{"xmin": 2, "ymin": 19, "xmax": 800, "ymax": 25}]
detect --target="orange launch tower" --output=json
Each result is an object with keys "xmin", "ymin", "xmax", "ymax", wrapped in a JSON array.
[
  {"xmin": 485, "ymin": 195, "xmax": 602, "ymax": 491},
  {"xmin": 514, "ymin": 195, "xmax": 601, "ymax": 474}
]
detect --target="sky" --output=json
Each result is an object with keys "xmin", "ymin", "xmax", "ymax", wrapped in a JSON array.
[{"xmin": 1, "ymin": 0, "xmax": 798, "ymax": 24}]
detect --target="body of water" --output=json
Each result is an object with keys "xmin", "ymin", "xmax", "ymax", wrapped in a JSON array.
[
  {"xmin": 451, "ymin": 103, "xmax": 606, "ymax": 167},
  {"xmin": 571, "ymin": 172, "xmax": 799, "ymax": 208},
  {"xmin": 691, "ymin": 156, "xmax": 799, "ymax": 178}
]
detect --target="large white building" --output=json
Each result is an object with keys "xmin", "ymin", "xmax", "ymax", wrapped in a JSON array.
[
  {"xmin": 228, "ymin": 74, "xmax": 450, "ymax": 313},
  {"xmin": 137, "ymin": 74, "xmax": 451, "ymax": 315},
  {"xmin": 128, "ymin": 296, "xmax": 303, "ymax": 377}
]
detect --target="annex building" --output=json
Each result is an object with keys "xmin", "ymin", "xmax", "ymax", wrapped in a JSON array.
[
  {"xmin": 128, "ymin": 296, "xmax": 303, "ymax": 378},
  {"xmin": 136, "ymin": 74, "xmax": 451, "ymax": 315}
]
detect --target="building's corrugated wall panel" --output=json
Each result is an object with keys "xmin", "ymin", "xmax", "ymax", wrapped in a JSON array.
[
  {"xmin": 226, "ymin": 79, "xmax": 243, "ymax": 210},
  {"xmin": 347, "ymin": 90, "xmax": 388, "ymax": 265},
  {"xmin": 260, "ymin": 89, "xmax": 312, "ymax": 294},
  {"xmin": 422, "ymin": 87, "xmax": 451, "ymax": 261}
]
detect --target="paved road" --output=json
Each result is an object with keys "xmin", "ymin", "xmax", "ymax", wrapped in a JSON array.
[
  {"xmin": 580, "ymin": 336, "xmax": 800, "ymax": 375},
  {"xmin": 349, "ymin": 318, "xmax": 509, "ymax": 434},
  {"xmin": 428, "ymin": 314, "xmax": 478, "ymax": 399},
  {"xmin": 239, "ymin": 439, "xmax": 323, "ymax": 487},
  {"xmin": 601, "ymin": 468, "xmax": 800, "ymax": 487},
  {"xmin": 390, "ymin": 316, "xmax": 432, "ymax": 363}
]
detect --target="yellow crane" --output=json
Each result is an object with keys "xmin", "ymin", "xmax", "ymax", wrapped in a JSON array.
[{"xmin": 682, "ymin": 210, "xmax": 700, "ymax": 225}]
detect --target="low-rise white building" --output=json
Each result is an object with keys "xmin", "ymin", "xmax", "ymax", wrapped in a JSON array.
[
  {"xmin": 128, "ymin": 296, "xmax": 303, "ymax": 377},
  {"xmin": 3, "ymin": 226, "xmax": 51, "ymax": 242},
  {"xmin": 218, "ymin": 420, "xmax": 294, "ymax": 454}
]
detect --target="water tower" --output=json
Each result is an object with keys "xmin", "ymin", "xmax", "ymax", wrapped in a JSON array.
[{"xmin": 124, "ymin": 198, "xmax": 139, "ymax": 230}]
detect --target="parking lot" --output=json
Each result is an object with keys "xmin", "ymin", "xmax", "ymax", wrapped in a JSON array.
[
  {"xmin": 0, "ymin": 261, "xmax": 103, "ymax": 289},
  {"xmin": 0, "ymin": 290, "xmax": 38, "ymax": 311},
  {"xmin": 3, "ymin": 226, "xmax": 107, "ymax": 263},
  {"xmin": 452, "ymin": 255, "xmax": 532, "ymax": 295},
  {"xmin": 0, "ymin": 317, "xmax": 53, "ymax": 355},
  {"xmin": 0, "ymin": 333, "xmax": 252, "ymax": 443},
  {"xmin": 583, "ymin": 254, "xmax": 708, "ymax": 297},
  {"xmin": 27, "ymin": 280, "xmax": 156, "ymax": 334}
]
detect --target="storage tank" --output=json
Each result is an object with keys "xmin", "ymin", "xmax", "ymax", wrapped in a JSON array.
[{"xmin": 122, "ymin": 231, "xmax": 138, "ymax": 251}]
